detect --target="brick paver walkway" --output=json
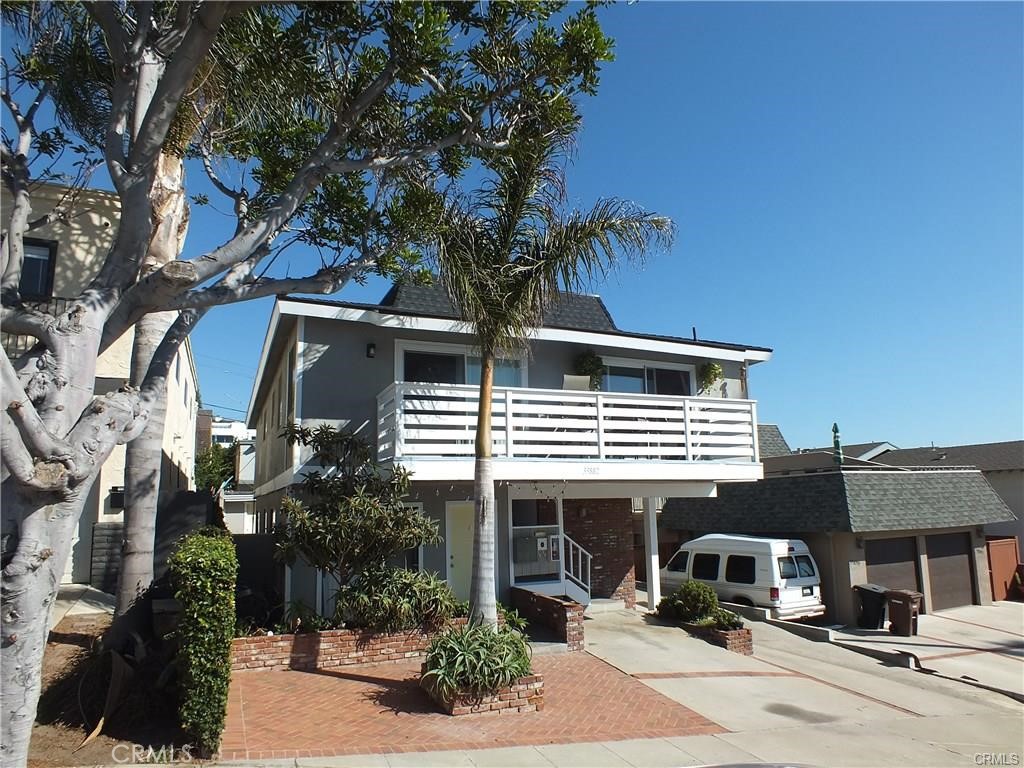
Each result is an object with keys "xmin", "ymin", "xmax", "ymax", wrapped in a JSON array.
[{"xmin": 220, "ymin": 652, "xmax": 723, "ymax": 761}]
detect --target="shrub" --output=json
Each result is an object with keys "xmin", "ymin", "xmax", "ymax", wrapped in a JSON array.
[
  {"xmin": 281, "ymin": 599, "xmax": 336, "ymax": 634},
  {"xmin": 657, "ymin": 580, "xmax": 719, "ymax": 623},
  {"xmin": 168, "ymin": 526, "xmax": 238, "ymax": 757},
  {"xmin": 421, "ymin": 622, "xmax": 532, "ymax": 701},
  {"xmin": 704, "ymin": 606, "xmax": 745, "ymax": 630},
  {"xmin": 335, "ymin": 567, "xmax": 458, "ymax": 632},
  {"xmin": 498, "ymin": 604, "xmax": 528, "ymax": 633}
]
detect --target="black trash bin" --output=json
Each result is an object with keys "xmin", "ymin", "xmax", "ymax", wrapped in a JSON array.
[{"xmin": 853, "ymin": 583, "xmax": 888, "ymax": 629}]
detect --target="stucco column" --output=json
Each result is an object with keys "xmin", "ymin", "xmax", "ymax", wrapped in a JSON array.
[{"xmin": 643, "ymin": 497, "xmax": 661, "ymax": 609}]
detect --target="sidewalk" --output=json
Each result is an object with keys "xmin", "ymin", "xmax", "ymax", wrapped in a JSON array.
[
  {"xmin": 49, "ymin": 583, "xmax": 115, "ymax": 630},
  {"xmin": 221, "ymin": 711, "xmax": 1024, "ymax": 768}
]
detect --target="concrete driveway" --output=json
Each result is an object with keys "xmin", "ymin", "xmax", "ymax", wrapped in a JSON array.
[
  {"xmin": 583, "ymin": 608, "xmax": 1023, "ymax": 767},
  {"xmin": 832, "ymin": 601, "xmax": 1024, "ymax": 698}
]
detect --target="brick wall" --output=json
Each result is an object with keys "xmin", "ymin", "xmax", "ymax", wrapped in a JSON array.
[
  {"xmin": 231, "ymin": 618, "xmax": 484, "ymax": 673},
  {"xmin": 90, "ymin": 522, "xmax": 123, "ymax": 593},
  {"xmin": 683, "ymin": 624, "xmax": 754, "ymax": 656},
  {"xmin": 563, "ymin": 499, "xmax": 635, "ymax": 607},
  {"xmin": 510, "ymin": 587, "xmax": 584, "ymax": 651},
  {"xmin": 422, "ymin": 673, "xmax": 544, "ymax": 716}
]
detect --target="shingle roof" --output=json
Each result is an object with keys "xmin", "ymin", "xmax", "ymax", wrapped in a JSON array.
[
  {"xmin": 662, "ymin": 468, "xmax": 1014, "ymax": 534},
  {"xmin": 285, "ymin": 286, "xmax": 772, "ymax": 354},
  {"xmin": 871, "ymin": 441, "xmax": 1024, "ymax": 472},
  {"xmin": 800, "ymin": 442, "xmax": 891, "ymax": 459},
  {"xmin": 757, "ymin": 424, "xmax": 792, "ymax": 458},
  {"xmin": 378, "ymin": 282, "xmax": 617, "ymax": 332}
]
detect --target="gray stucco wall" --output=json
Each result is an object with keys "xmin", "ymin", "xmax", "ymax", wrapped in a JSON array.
[{"xmin": 983, "ymin": 470, "xmax": 1023, "ymax": 546}]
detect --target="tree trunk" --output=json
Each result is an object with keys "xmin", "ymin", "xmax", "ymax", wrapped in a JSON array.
[
  {"xmin": 113, "ymin": 151, "xmax": 188, "ymax": 630},
  {"xmin": 469, "ymin": 351, "xmax": 498, "ymax": 626}
]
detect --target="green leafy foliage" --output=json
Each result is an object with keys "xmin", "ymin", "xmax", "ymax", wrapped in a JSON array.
[
  {"xmin": 697, "ymin": 362, "xmax": 724, "ymax": 395},
  {"xmin": 335, "ymin": 567, "xmax": 458, "ymax": 633},
  {"xmin": 422, "ymin": 623, "xmax": 533, "ymax": 701},
  {"xmin": 657, "ymin": 580, "xmax": 719, "ymax": 623},
  {"xmin": 280, "ymin": 599, "xmax": 335, "ymax": 635},
  {"xmin": 573, "ymin": 349, "xmax": 605, "ymax": 391},
  {"xmin": 167, "ymin": 527, "xmax": 238, "ymax": 757},
  {"xmin": 195, "ymin": 443, "xmax": 235, "ymax": 493},
  {"xmin": 708, "ymin": 607, "xmax": 744, "ymax": 631},
  {"xmin": 275, "ymin": 425, "xmax": 440, "ymax": 586},
  {"xmin": 498, "ymin": 604, "xmax": 529, "ymax": 633}
]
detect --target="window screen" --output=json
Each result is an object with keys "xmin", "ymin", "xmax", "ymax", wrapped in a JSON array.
[
  {"xmin": 691, "ymin": 553, "xmax": 720, "ymax": 581},
  {"xmin": 19, "ymin": 241, "xmax": 55, "ymax": 297},
  {"xmin": 602, "ymin": 365, "xmax": 645, "ymax": 393},
  {"xmin": 725, "ymin": 555, "xmax": 756, "ymax": 584},
  {"xmin": 666, "ymin": 550, "xmax": 689, "ymax": 573},
  {"xmin": 404, "ymin": 351, "xmax": 463, "ymax": 384}
]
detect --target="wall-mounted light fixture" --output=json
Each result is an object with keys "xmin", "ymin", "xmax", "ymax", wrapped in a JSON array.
[{"xmin": 366, "ymin": 343, "xmax": 376, "ymax": 358}]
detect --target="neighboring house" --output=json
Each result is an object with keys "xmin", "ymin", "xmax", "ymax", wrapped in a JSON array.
[
  {"xmin": 246, "ymin": 282, "xmax": 772, "ymax": 611},
  {"xmin": 662, "ymin": 436, "xmax": 1015, "ymax": 624},
  {"xmin": 222, "ymin": 439, "xmax": 257, "ymax": 534},
  {"xmin": 0, "ymin": 183, "xmax": 200, "ymax": 589},
  {"xmin": 211, "ymin": 416, "xmax": 256, "ymax": 447},
  {"xmin": 869, "ymin": 441, "xmax": 1024, "ymax": 549},
  {"xmin": 757, "ymin": 424, "xmax": 793, "ymax": 459}
]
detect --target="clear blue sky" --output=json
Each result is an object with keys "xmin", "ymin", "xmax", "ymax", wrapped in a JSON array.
[{"xmin": 182, "ymin": 2, "xmax": 1022, "ymax": 450}]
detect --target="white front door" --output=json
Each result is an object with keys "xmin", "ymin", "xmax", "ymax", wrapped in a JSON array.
[{"xmin": 445, "ymin": 501, "xmax": 475, "ymax": 601}]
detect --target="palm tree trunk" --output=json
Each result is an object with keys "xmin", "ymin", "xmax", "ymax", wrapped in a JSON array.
[{"xmin": 469, "ymin": 350, "xmax": 498, "ymax": 626}]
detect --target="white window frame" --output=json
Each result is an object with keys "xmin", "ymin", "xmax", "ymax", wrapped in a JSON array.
[
  {"xmin": 507, "ymin": 488, "xmax": 564, "ymax": 588},
  {"xmin": 600, "ymin": 356, "xmax": 697, "ymax": 397},
  {"xmin": 394, "ymin": 339, "xmax": 529, "ymax": 387}
]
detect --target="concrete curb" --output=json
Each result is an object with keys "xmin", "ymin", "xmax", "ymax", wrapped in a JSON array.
[{"xmin": 721, "ymin": 602, "xmax": 833, "ymax": 643}]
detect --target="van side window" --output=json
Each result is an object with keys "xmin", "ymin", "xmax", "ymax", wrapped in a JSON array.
[
  {"xmin": 777, "ymin": 557, "xmax": 797, "ymax": 579},
  {"xmin": 666, "ymin": 550, "xmax": 689, "ymax": 573},
  {"xmin": 725, "ymin": 555, "xmax": 756, "ymax": 584},
  {"xmin": 795, "ymin": 555, "xmax": 816, "ymax": 577},
  {"xmin": 691, "ymin": 553, "xmax": 720, "ymax": 581}
]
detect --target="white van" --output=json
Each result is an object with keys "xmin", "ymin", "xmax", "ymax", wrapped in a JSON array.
[{"xmin": 659, "ymin": 534, "xmax": 826, "ymax": 620}]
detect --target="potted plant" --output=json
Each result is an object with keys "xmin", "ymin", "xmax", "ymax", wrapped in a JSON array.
[
  {"xmin": 697, "ymin": 362, "xmax": 724, "ymax": 395},
  {"xmin": 573, "ymin": 350, "xmax": 604, "ymax": 391}
]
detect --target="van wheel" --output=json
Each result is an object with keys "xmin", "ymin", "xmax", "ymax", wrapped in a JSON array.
[{"xmin": 731, "ymin": 597, "xmax": 754, "ymax": 607}]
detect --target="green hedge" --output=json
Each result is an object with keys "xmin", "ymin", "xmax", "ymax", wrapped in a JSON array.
[
  {"xmin": 334, "ymin": 566, "xmax": 458, "ymax": 632},
  {"xmin": 168, "ymin": 526, "xmax": 238, "ymax": 757},
  {"xmin": 657, "ymin": 580, "xmax": 718, "ymax": 622}
]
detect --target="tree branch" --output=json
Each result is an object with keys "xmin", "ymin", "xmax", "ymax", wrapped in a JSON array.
[
  {"xmin": 86, "ymin": 2, "xmax": 130, "ymax": 70},
  {"xmin": 0, "ymin": 415, "xmax": 68, "ymax": 492},
  {"xmin": 1, "ymin": 352, "xmax": 74, "ymax": 464}
]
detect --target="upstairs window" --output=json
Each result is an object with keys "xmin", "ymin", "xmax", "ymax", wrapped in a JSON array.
[{"xmin": 19, "ymin": 240, "xmax": 56, "ymax": 298}]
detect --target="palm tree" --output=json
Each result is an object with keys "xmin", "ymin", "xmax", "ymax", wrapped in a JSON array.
[{"xmin": 435, "ymin": 132, "xmax": 674, "ymax": 625}]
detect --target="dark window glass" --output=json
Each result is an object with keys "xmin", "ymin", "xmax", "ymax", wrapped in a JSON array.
[
  {"xmin": 511, "ymin": 499, "xmax": 557, "ymax": 527},
  {"xmin": 602, "ymin": 365, "xmax": 644, "ymax": 393},
  {"xmin": 404, "ymin": 351, "xmax": 463, "ymax": 384},
  {"xmin": 646, "ymin": 368, "xmax": 691, "ymax": 396},
  {"xmin": 795, "ymin": 555, "xmax": 816, "ymax": 578},
  {"xmin": 403, "ymin": 547, "xmax": 420, "ymax": 571},
  {"xmin": 777, "ymin": 557, "xmax": 797, "ymax": 579},
  {"xmin": 691, "ymin": 553, "xmax": 720, "ymax": 581},
  {"xmin": 725, "ymin": 555, "xmax": 756, "ymax": 584},
  {"xmin": 19, "ymin": 241, "xmax": 55, "ymax": 297},
  {"xmin": 666, "ymin": 550, "xmax": 689, "ymax": 573}
]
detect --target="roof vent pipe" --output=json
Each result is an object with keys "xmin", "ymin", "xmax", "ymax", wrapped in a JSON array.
[
  {"xmin": 692, "ymin": 326, "xmax": 697, "ymax": 341},
  {"xmin": 832, "ymin": 423, "xmax": 844, "ymax": 466}
]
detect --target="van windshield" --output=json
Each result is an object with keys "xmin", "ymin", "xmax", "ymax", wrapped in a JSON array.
[{"xmin": 795, "ymin": 555, "xmax": 816, "ymax": 577}]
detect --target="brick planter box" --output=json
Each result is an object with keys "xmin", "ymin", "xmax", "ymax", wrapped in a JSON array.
[
  {"xmin": 509, "ymin": 587, "xmax": 584, "ymax": 651},
  {"xmin": 681, "ymin": 622, "xmax": 754, "ymax": 656},
  {"xmin": 231, "ymin": 618, "xmax": 495, "ymax": 672},
  {"xmin": 420, "ymin": 671, "xmax": 544, "ymax": 716}
]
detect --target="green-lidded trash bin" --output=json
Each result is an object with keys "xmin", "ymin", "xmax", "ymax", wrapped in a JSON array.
[
  {"xmin": 886, "ymin": 589, "xmax": 923, "ymax": 636},
  {"xmin": 853, "ymin": 584, "xmax": 888, "ymax": 629}
]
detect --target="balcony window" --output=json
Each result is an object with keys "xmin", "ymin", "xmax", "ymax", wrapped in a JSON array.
[
  {"xmin": 467, "ymin": 356, "xmax": 522, "ymax": 387},
  {"xmin": 404, "ymin": 350, "xmax": 464, "ymax": 384},
  {"xmin": 602, "ymin": 361, "xmax": 693, "ymax": 396},
  {"xmin": 19, "ymin": 240, "xmax": 56, "ymax": 298}
]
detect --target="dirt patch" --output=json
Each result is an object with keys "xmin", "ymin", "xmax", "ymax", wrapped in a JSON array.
[{"xmin": 29, "ymin": 614, "xmax": 183, "ymax": 768}]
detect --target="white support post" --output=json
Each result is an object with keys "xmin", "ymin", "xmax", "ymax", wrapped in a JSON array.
[
  {"xmin": 643, "ymin": 496, "xmax": 661, "ymax": 610},
  {"xmin": 750, "ymin": 400, "xmax": 759, "ymax": 462},
  {"xmin": 394, "ymin": 383, "xmax": 405, "ymax": 460},
  {"xmin": 595, "ymin": 393, "xmax": 606, "ymax": 459},
  {"xmin": 505, "ymin": 389, "xmax": 515, "ymax": 457},
  {"xmin": 556, "ymin": 497, "xmax": 565, "ymax": 589}
]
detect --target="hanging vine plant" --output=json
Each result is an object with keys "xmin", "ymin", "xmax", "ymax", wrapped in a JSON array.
[
  {"xmin": 573, "ymin": 349, "xmax": 605, "ymax": 391},
  {"xmin": 697, "ymin": 362, "xmax": 724, "ymax": 395}
]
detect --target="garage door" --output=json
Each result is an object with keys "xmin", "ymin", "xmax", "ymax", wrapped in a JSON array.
[
  {"xmin": 865, "ymin": 537, "xmax": 919, "ymax": 591},
  {"xmin": 926, "ymin": 532, "xmax": 974, "ymax": 610}
]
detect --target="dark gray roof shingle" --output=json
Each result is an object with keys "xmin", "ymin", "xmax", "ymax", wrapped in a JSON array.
[
  {"xmin": 662, "ymin": 468, "xmax": 1014, "ymax": 535},
  {"xmin": 871, "ymin": 441, "xmax": 1024, "ymax": 472},
  {"xmin": 286, "ymin": 283, "xmax": 771, "ymax": 353},
  {"xmin": 757, "ymin": 424, "xmax": 792, "ymax": 458}
]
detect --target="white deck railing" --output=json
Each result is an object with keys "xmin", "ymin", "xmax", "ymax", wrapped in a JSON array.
[
  {"xmin": 376, "ymin": 382, "xmax": 759, "ymax": 464},
  {"xmin": 562, "ymin": 534, "xmax": 592, "ymax": 600}
]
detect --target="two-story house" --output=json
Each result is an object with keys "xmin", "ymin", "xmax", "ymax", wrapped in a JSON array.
[
  {"xmin": 1, "ymin": 182, "xmax": 200, "ymax": 589},
  {"xmin": 246, "ymin": 283, "xmax": 771, "ymax": 611}
]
